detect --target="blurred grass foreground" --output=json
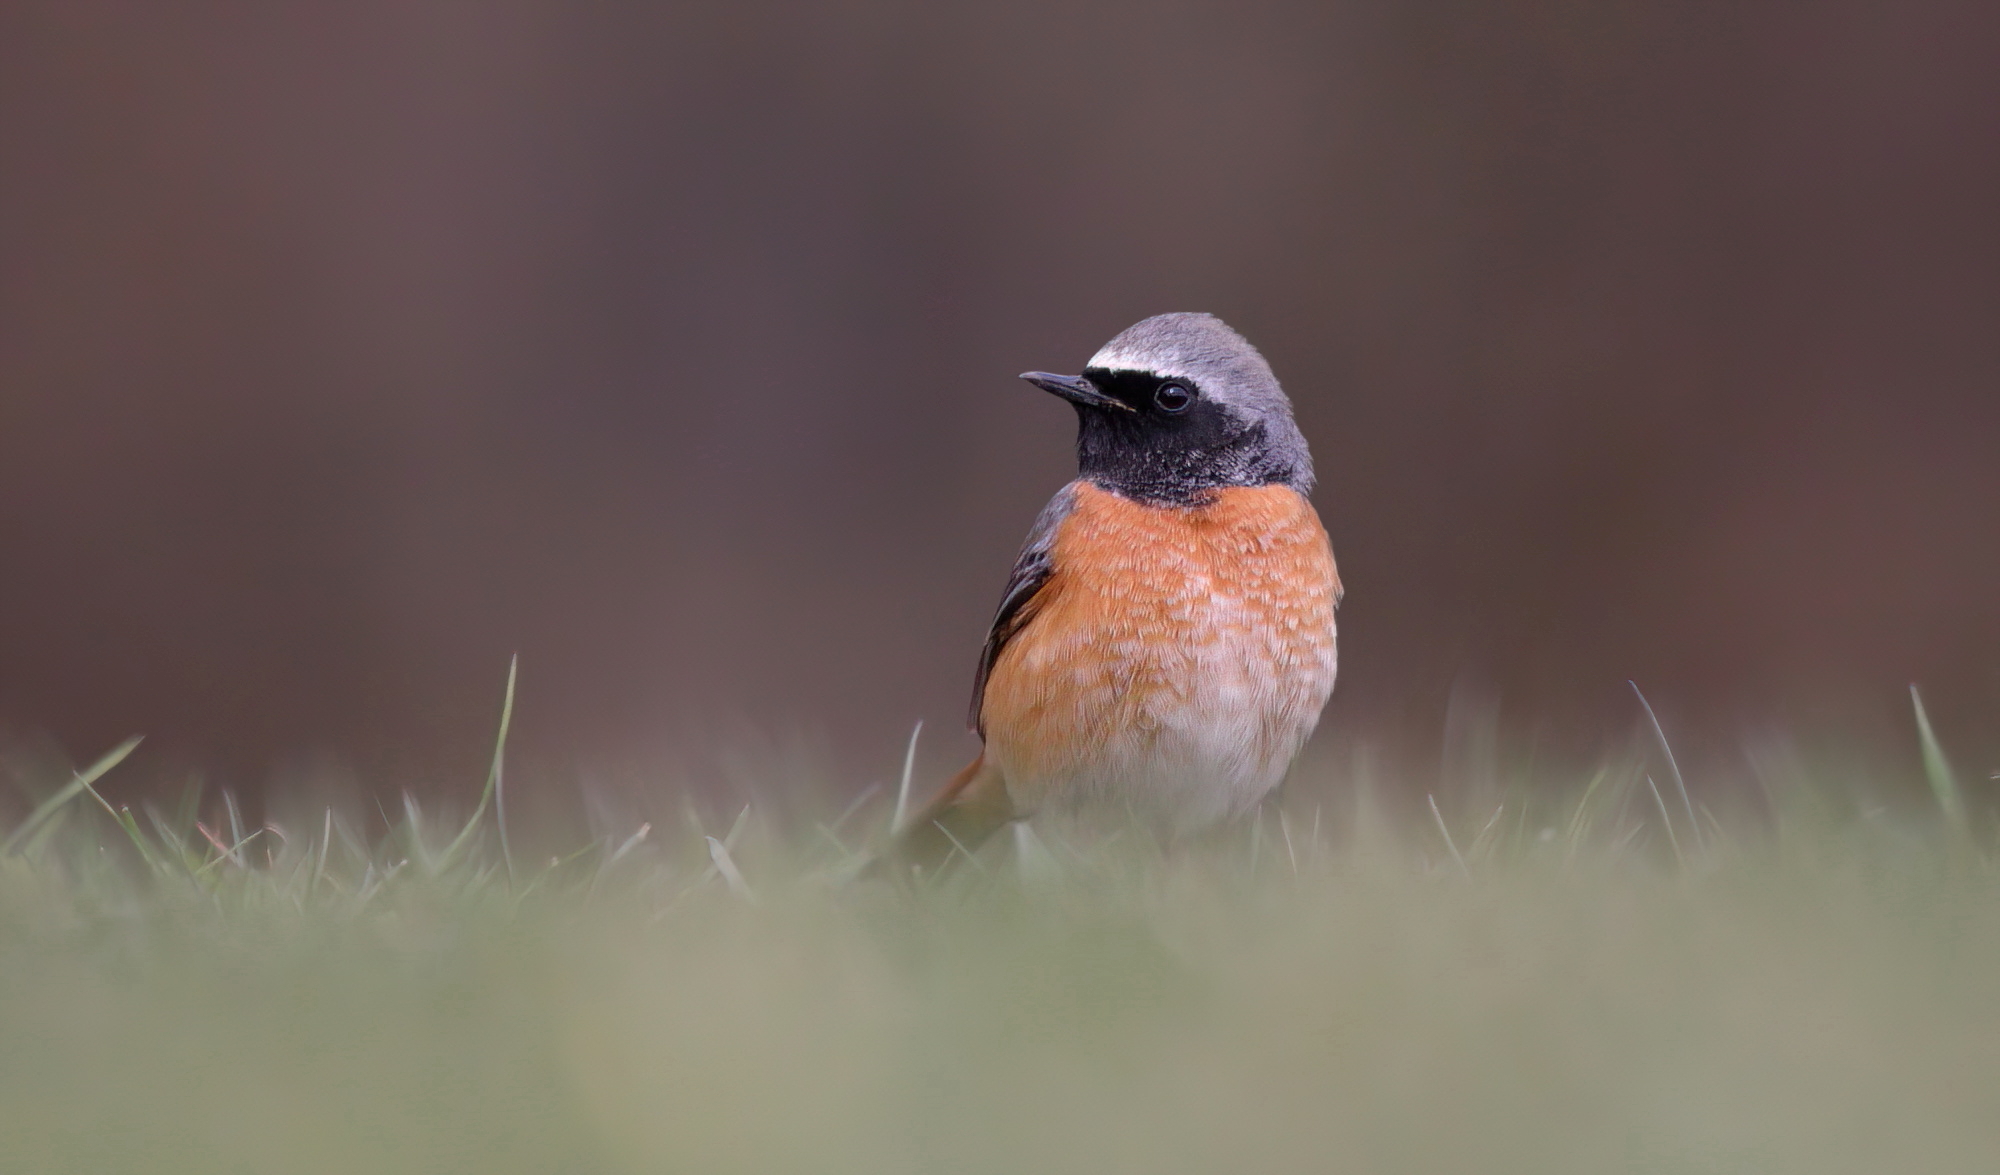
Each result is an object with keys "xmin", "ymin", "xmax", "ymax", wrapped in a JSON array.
[{"xmin": 4, "ymin": 697, "xmax": 1999, "ymax": 1173}]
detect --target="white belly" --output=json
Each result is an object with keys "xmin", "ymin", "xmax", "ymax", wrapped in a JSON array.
[{"xmin": 1022, "ymin": 594, "xmax": 1337, "ymax": 837}]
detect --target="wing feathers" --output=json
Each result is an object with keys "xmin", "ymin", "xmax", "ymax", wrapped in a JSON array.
[{"xmin": 967, "ymin": 482, "xmax": 1078, "ymax": 735}]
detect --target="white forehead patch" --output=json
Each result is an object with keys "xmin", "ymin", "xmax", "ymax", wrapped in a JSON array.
[{"xmin": 1084, "ymin": 344, "xmax": 1197, "ymax": 383}]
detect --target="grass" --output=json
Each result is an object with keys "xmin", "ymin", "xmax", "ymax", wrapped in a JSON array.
[{"xmin": 2, "ymin": 698, "xmax": 1998, "ymax": 1173}]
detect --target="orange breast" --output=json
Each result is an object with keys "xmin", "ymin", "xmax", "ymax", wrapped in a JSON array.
[{"xmin": 980, "ymin": 481, "xmax": 1341, "ymax": 829}]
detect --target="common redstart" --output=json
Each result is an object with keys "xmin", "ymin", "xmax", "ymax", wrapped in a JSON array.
[{"xmin": 882, "ymin": 313, "xmax": 1340, "ymax": 874}]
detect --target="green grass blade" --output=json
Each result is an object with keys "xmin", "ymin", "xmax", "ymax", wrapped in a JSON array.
[
  {"xmin": 440, "ymin": 654, "xmax": 517, "ymax": 875},
  {"xmin": 194, "ymin": 829, "xmax": 268, "ymax": 877},
  {"xmin": 308, "ymin": 808, "xmax": 332, "ymax": 901},
  {"xmin": 223, "ymin": 791, "xmax": 248, "ymax": 865},
  {"xmin": 76, "ymin": 777, "xmax": 177, "ymax": 879},
  {"xmin": 142, "ymin": 802, "xmax": 201, "ymax": 871},
  {"xmin": 1909, "ymin": 685, "xmax": 1967, "ymax": 832},
  {"xmin": 1427, "ymin": 793, "xmax": 1471, "ymax": 878},
  {"xmin": 704, "ymin": 835, "xmax": 757, "ymax": 903},
  {"xmin": 1563, "ymin": 763, "xmax": 1610, "ymax": 859},
  {"xmin": 891, "ymin": 719, "xmax": 922, "ymax": 833},
  {"xmin": 401, "ymin": 792, "xmax": 436, "ymax": 875},
  {"xmin": 1, "ymin": 736, "xmax": 143, "ymax": 857},
  {"xmin": 1631, "ymin": 682, "xmax": 1701, "ymax": 851},
  {"xmin": 1646, "ymin": 774, "xmax": 1685, "ymax": 868},
  {"xmin": 15, "ymin": 806, "xmax": 72, "ymax": 860},
  {"xmin": 111, "ymin": 805, "xmax": 171, "ymax": 875},
  {"xmin": 1465, "ymin": 803, "xmax": 1506, "ymax": 863},
  {"xmin": 494, "ymin": 654, "xmax": 517, "ymax": 884}
]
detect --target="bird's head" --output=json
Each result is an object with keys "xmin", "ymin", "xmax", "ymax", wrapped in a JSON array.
[{"xmin": 1021, "ymin": 312, "xmax": 1312, "ymax": 505}]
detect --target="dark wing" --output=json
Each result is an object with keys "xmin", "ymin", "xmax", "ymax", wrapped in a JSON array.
[{"xmin": 967, "ymin": 482, "xmax": 1079, "ymax": 736}]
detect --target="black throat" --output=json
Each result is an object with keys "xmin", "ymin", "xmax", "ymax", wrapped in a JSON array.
[{"xmin": 1073, "ymin": 367, "xmax": 1287, "ymax": 506}]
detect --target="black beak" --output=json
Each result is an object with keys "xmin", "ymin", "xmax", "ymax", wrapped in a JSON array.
[{"xmin": 1020, "ymin": 371, "xmax": 1134, "ymax": 412}]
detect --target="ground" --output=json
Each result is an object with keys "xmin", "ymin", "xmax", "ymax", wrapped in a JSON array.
[{"xmin": 2, "ymin": 723, "xmax": 1997, "ymax": 1174}]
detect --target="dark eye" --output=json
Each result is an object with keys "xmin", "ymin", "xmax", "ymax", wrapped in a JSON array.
[{"xmin": 1154, "ymin": 383, "xmax": 1193, "ymax": 413}]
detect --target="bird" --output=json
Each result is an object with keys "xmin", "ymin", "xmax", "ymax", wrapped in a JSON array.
[{"xmin": 878, "ymin": 312, "xmax": 1341, "ymax": 877}]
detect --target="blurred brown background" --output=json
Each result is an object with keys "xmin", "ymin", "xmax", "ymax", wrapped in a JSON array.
[{"xmin": 3, "ymin": 1, "xmax": 1998, "ymax": 800}]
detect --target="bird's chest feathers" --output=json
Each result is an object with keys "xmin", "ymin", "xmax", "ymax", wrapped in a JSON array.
[{"xmin": 991, "ymin": 482, "xmax": 1340, "ymax": 735}]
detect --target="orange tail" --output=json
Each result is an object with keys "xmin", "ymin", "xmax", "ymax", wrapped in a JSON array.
[{"xmin": 867, "ymin": 754, "xmax": 1015, "ymax": 881}]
